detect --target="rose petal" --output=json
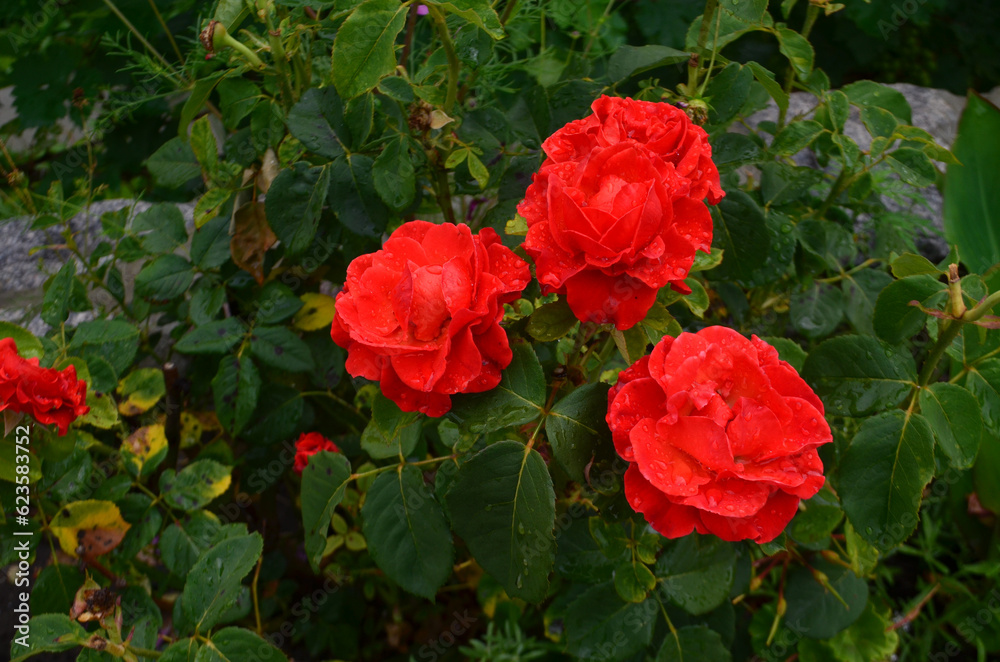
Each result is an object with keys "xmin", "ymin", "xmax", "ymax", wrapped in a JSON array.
[
  {"xmin": 624, "ymin": 465, "xmax": 705, "ymax": 538},
  {"xmin": 698, "ymin": 489, "xmax": 800, "ymax": 544}
]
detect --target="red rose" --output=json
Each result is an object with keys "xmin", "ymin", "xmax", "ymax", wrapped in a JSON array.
[
  {"xmin": 331, "ymin": 221, "xmax": 530, "ymax": 417},
  {"xmin": 606, "ymin": 327, "xmax": 832, "ymax": 543},
  {"xmin": 293, "ymin": 432, "xmax": 340, "ymax": 474},
  {"xmin": 518, "ymin": 95, "xmax": 723, "ymax": 330},
  {"xmin": 0, "ymin": 338, "xmax": 89, "ymax": 436}
]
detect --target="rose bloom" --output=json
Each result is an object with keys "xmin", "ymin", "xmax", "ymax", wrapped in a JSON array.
[
  {"xmin": 331, "ymin": 221, "xmax": 530, "ymax": 417},
  {"xmin": 606, "ymin": 327, "xmax": 832, "ymax": 543},
  {"xmin": 0, "ymin": 337, "xmax": 89, "ymax": 436},
  {"xmin": 293, "ymin": 432, "xmax": 340, "ymax": 474},
  {"xmin": 518, "ymin": 95, "xmax": 724, "ymax": 330}
]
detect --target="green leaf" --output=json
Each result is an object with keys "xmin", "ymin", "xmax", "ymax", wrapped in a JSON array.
[
  {"xmin": 30, "ymin": 564, "xmax": 84, "ymax": 615},
  {"xmin": 943, "ymin": 92, "xmax": 1000, "ymax": 275},
  {"xmin": 527, "ymin": 299, "xmax": 578, "ymax": 341},
  {"xmin": 655, "ymin": 625, "xmax": 732, "ymax": 662},
  {"xmin": 760, "ymin": 336, "xmax": 807, "ymax": 372},
  {"xmin": 798, "ymin": 603, "xmax": 899, "ymax": 662},
  {"xmin": 328, "ymin": 154, "xmax": 389, "ymax": 237},
  {"xmin": 135, "ymin": 254, "xmax": 194, "ymax": 300},
  {"xmin": 681, "ymin": 278, "xmax": 710, "ymax": 318},
  {"xmin": 890, "ymin": 253, "xmax": 944, "ymax": 279},
  {"xmin": 265, "ymin": 163, "xmax": 331, "ymax": 258},
  {"xmin": 147, "ymin": 137, "xmax": 201, "ymax": 189},
  {"xmin": 372, "ymin": 136, "xmax": 416, "ymax": 211},
  {"xmin": 249, "ymin": 326, "xmax": 314, "ymax": 372},
  {"xmin": 790, "ymin": 283, "xmax": 844, "ymax": 339},
  {"xmin": 887, "ymin": 147, "xmax": 937, "ymax": 187},
  {"xmin": 872, "ymin": 274, "xmax": 947, "ymax": 344},
  {"xmin": 842, "ymin": 80, "xmax": 912, "ymax": 123},
  {"xmin": 546, "ymin": 383, "xmax": 612, "ymax": 482},
  {"xmin": 212, "ymin": 355, "xmax": 261, "ymax": 434},
  {"xmin": 0, "ymin": 322, "xmax": 43, "ymax": 359},
  {"xmin": 860, "ymin": 105, "xmax": 898, "ymax": 139},
  {"xmin": 134, "ymin": 203, "xmax": 188, "ymax": 253},
  {"xmin": 9, "ymin": 614, "xmax": 88, "ymax": 662},
  {"xmin": 776, "ymin": 27, "xmax": 814, "ymax": 79},
  {"xmin": 710, "ymin": 132, "xmax": 763, "ymax": 172},
  {"xmin": 161, "ymin": 459, "xmax": 232, "ymax": 511},
  {"xmin": 161, "ymin": 512, "xmax": 223, "ymax": 577},
  {"xmin": 614, "ymin": 558, "xmax": 656, "ymax": 603},
  {"xmin": 918, "ymin": 382, "xmax": 983, "ymax": 470},
  {"xmin": 841, "ymin": 269, "xmax": 893, "ymax": 337},
  {"xmin": 361, "ymin": 392, "xmax": 422, "ymax": 459},
  {"xmin": 783, "ymin": 558, "xmax": 869, "ymax": 638},
  {"xmin": 445, "ymin": 440, "xmax": 555, "ymax": 603},
  {"xmin": 198, "ymin": 628, "xmax": 288, "ymax": 662},
  {"xmin": 285, "ymin": 87, "xmax": 346, "ymax": 159},
  {"xmin": 770, "ymin": 120, "xmax": 824, "ymax": 155},
  {"xmin": 801, "ymin": 335, "xmax": 917, "ymax": 417},
  {"xmin": 606, "ymin": 44, "xmax": 690, "ymax": 82},
  {"xmin": 840, "ymin": 410, "xmax": 935, "ymax": 551},
  {"xmin": 467, "ymin": 151, "xmax": 490, "ymax": 189},
  {"xmin": 656, "ymin": 535, "xmax": 736, "ymax": 615},
  {"xmin": 175, "ymin": 319, "xmax": 248, "ymax": 355},
  {"xmin": 362, "ymin": 465, "xmax": 454, "ymax": 599},
  {"xmin": 448, "ymin": 342, "xmax": 545, "ymax": 434},
  {"xmin": 967, "ymin": 359, "xmax": 1000, "ymax": 436},
  {"xmin": 691, "ymin": 247, "xmax": 724, "ymax": 272},
  {"xmin": 747, "ymin": 61, "xmax": 788, "ymax": 117},
  {"xmin": 182, "ymin": 532, "xmax": 263, "ymax": 633},
  {"xmin": 68, "ymin": 320, "xmax": 140, "ymax": 377},
  {"xmin": 301, "ymin": 450, "xmax": 353, "ymax": 571},
  {"xmin": 255, "ymin": 281, "xmax": 304, "ymax": 325},
  {"xmin": 193, "ymin": 188, "xmax": 233, "ymax": 229},
  {"xmin": 332, "ymin": 0, "xmax": 408, "ymax": 99},
  {"xmin": 797, "ymin": 218, "xmax": 855, "ymax": 271},
  {"xmin": 190, "ymin": 115, "xmax": 219, "ymax": 174},
  {"xmin": 42, "ymin": 260, "xmax": 75, "ymax": 326},
  {"xmin": 788, "ymin": 487, "xmax": 843, "ymax": 547},
  {"xmin": 612, "ymin": 324, "xmax": 649, "ymax": 365},
  {"xmin": 424, "ymin": 0, "xmax": 504, "ymax": 38},
  {"xmin": 564, "ymin": 583, "xmax": 654, "ymax": 662},
  {"xmin": 705, "ymin": 63, "xmax": 752, "ymax": 127},
  {"xmin": 709, "ymin": 190, "xmax": 770, "ymax": 286}
]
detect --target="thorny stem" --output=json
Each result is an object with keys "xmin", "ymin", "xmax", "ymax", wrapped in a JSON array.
[
  {"xmin": 429, "ymin": 6, "xmax": 460, "ymax": 113},
  {"xmin": 687, "ymin": 0, "xmax": 719, "ymax": 94}
]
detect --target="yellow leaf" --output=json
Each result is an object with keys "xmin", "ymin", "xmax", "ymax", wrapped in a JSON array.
[
  {"xmin": 121, "ymin": 424, "xmax": 168, "ymax": 475},
  {"xmin": 50, "ymin": 500, "xmax": 131, "ymax": 560},
  {"xmin": 293, "ymin": 293, "xmax": 337, "ymax": 331},
  {"xmin": 116, "ymin": 368, "xmax": 166, "ymax": 416}
]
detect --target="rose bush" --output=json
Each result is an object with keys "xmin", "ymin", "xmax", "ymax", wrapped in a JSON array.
[
  {"xmin": 518, "ymin": 95, "xmax": 723, "ymax": 330},
  {"xmin": 608, "ymin": 327, "xmax": 832, "ymax": 543},
  {"xmin": 4, "ymin": 0, "xmax": 1000, "ymax": 660},
  {"xmin": 331, "ymin": 220, "xmax": 530, "ymax": 416}
]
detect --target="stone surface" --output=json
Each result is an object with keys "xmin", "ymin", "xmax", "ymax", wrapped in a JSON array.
[{"xmin": 0, "ymin": 200, "xmax": 195, "ymax": 334}]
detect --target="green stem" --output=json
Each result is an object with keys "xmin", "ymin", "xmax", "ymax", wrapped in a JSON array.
[
  {"xmin": 813, "ymin": 167, "xmax": 853, "ymax": 220},
  {"xmin": 778, "ymin": 3, "xmax": 820, "ymax": 128},
  {"xmin": 125, "ymin": 643, "xmax": 162, "ymax": 659},
  {"xmin": 686, "ymin": 0, "xmax": 719, "ymax": 95},
  {"xmin": 429, "ymin": 6, "xmax": 460, "ymax": 113},
  {"xmin": 433, "ymin": 159, "xmax": 458, "ymax": 225},
  {"xmin": 146, "ymin": 0, "xmax": 184, "ymax": 65},
  {"xmin": 265, "ymin": 13, "xmax": 296, "ymax": 108}
]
